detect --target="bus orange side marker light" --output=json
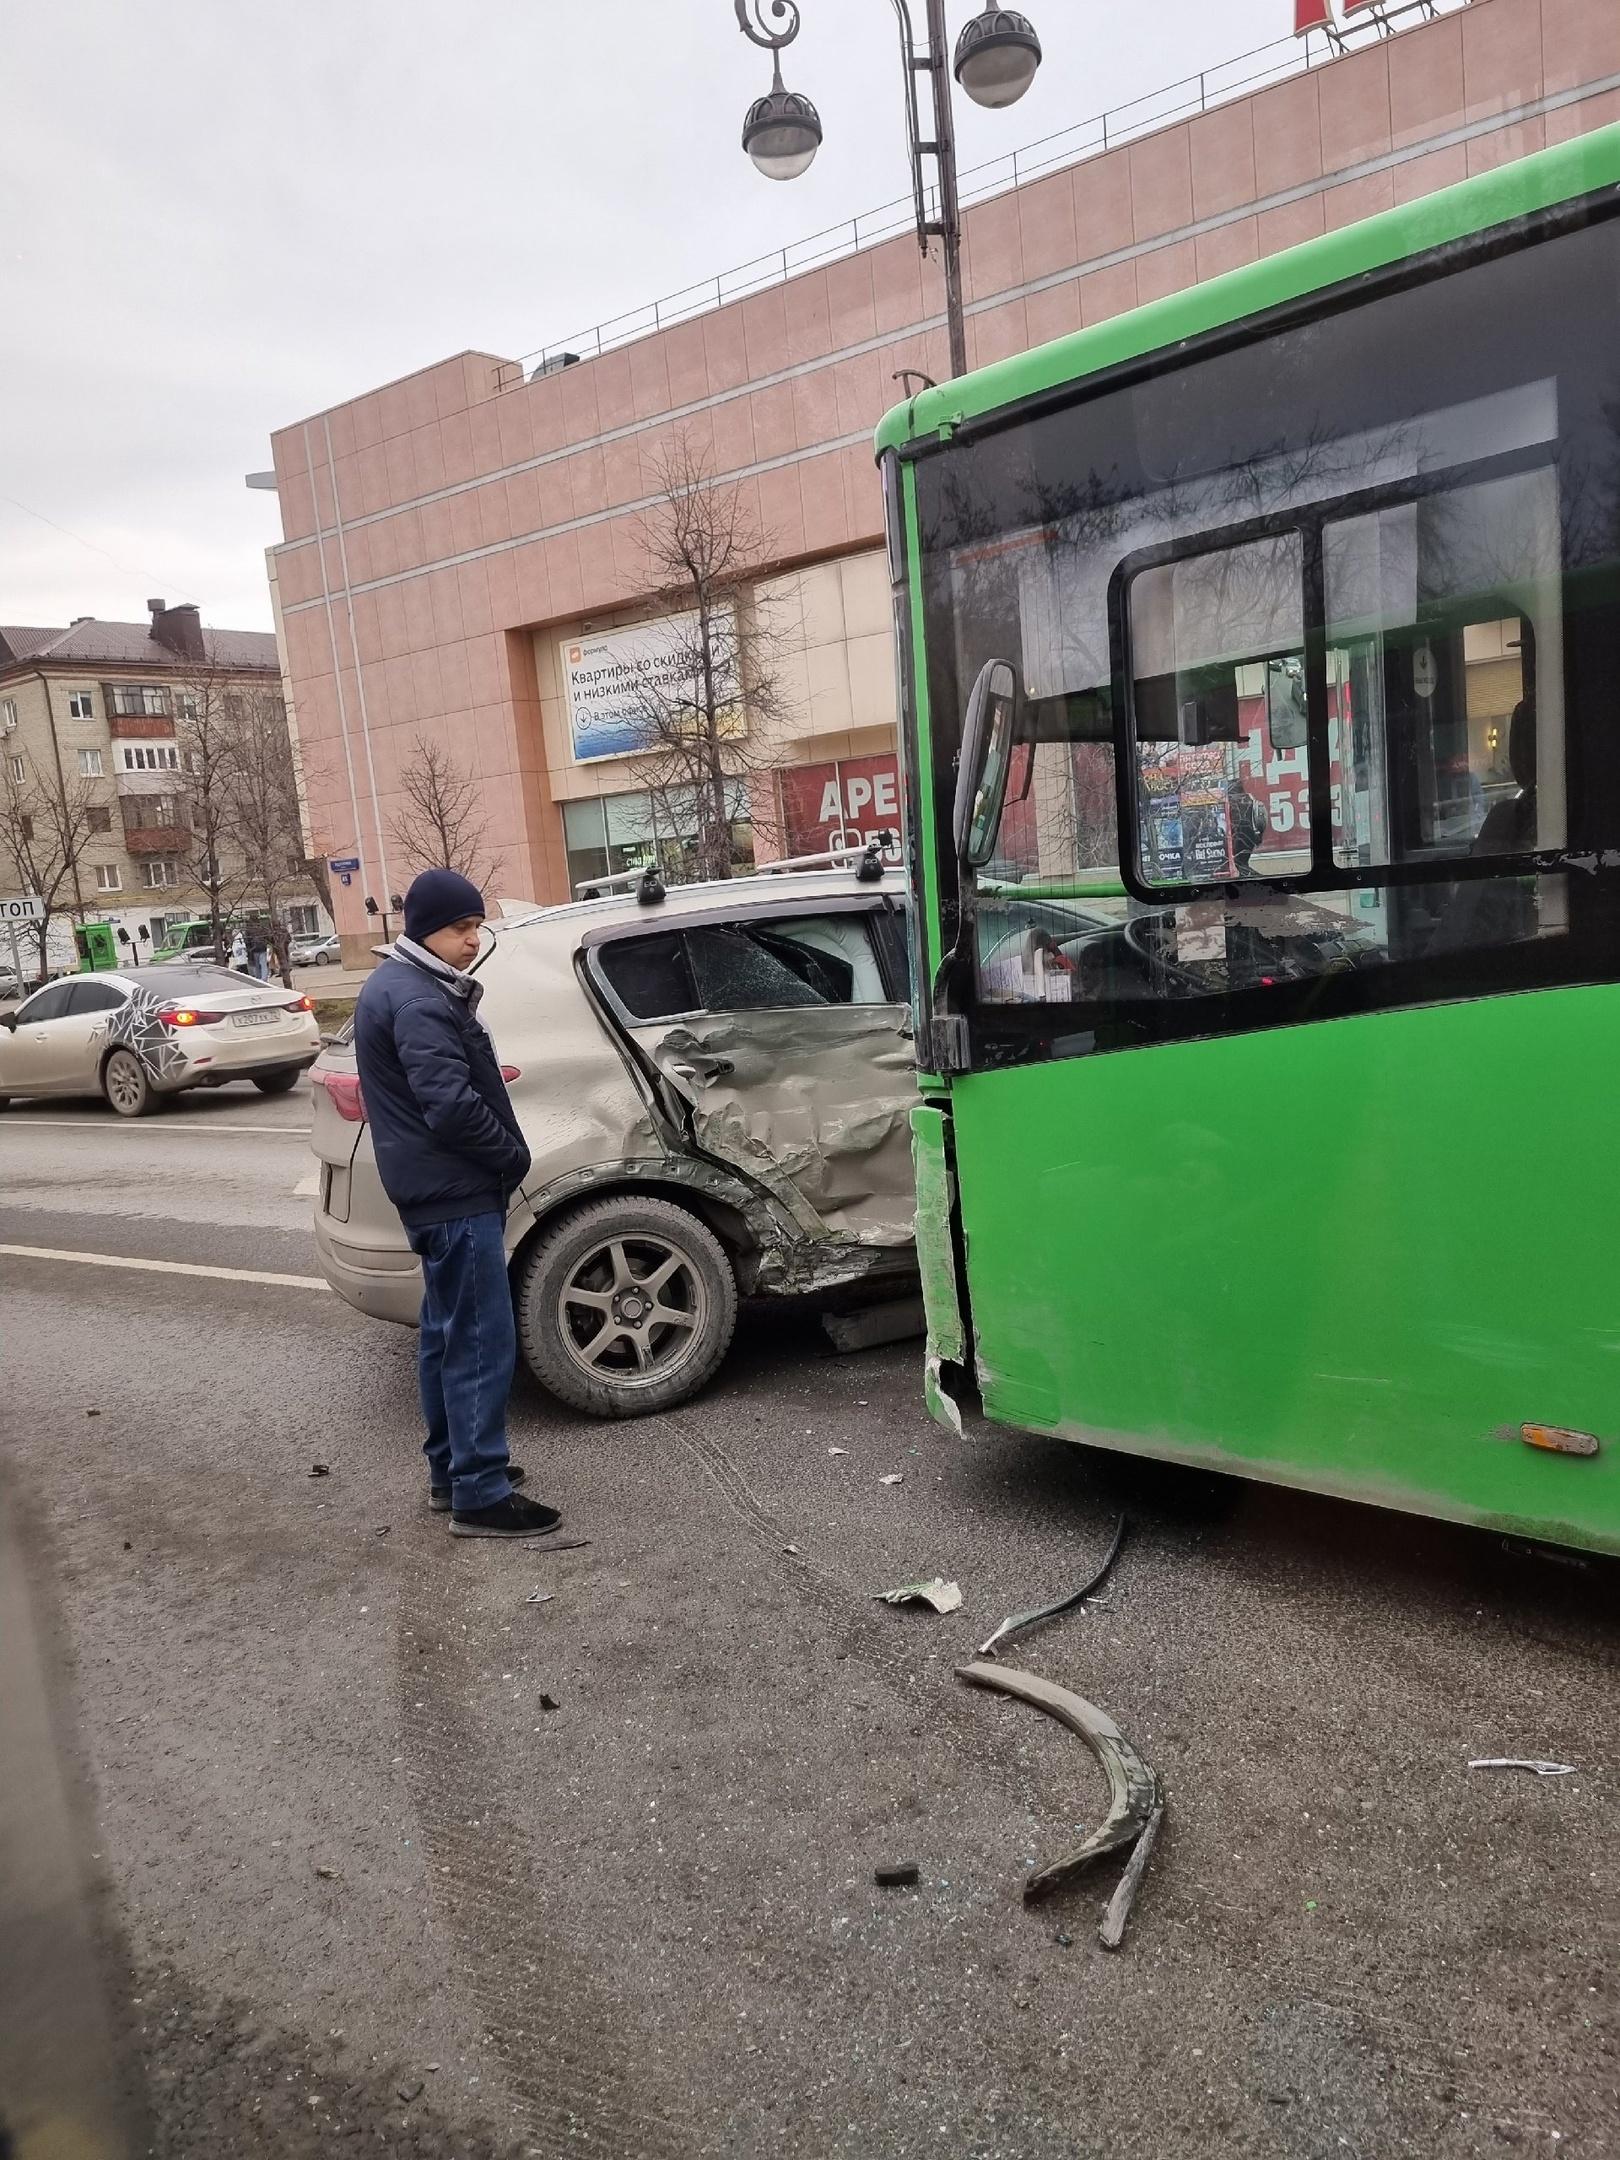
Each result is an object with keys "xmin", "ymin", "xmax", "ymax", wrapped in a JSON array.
[{"xmin": 1521, "ymin": 1423, "xmax": 1600, "ymax": 1458}]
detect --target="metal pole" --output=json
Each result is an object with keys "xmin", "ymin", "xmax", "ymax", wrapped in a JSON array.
[
  {"xmin": 922, "ymin": 0, "xmax": 968, "ymax": 378},
  {"xmin": 7, "ymin": 921, "xmax": 20, "ymax": 996}
]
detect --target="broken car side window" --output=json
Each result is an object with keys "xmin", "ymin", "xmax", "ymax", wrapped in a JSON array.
[
  {"xmin": 598, "ymin": 932, "xmax": 699, "ymax": 1021},
  {"xmin": 686, "ymin": 914, "xmax": 889, "ymax": 1010},
  {"xmin": 686, "ymin": 925, "xmax": 830, "ymax": 1009}
]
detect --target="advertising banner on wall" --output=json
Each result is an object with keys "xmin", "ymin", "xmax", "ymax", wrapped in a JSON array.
[
  {"xmin": 778, "ymin": 754, "xmax": 903, "ymax": 858},
  {"xmin": 561, "ymin": 612, "xmax": 741, "ymax": 765}
]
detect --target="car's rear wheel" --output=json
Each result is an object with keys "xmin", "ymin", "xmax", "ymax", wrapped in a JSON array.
[
  {"xmin": 516, "ymin": 1195, "xmax": 737, "ymax": 1418},
  {"xmin": 102, "ymin": 1048, "xmax": 155, "ymax": 1118},
  {"xmin": 253, "ymin": 1069, "xmax": 301, "ymax": 1095}
]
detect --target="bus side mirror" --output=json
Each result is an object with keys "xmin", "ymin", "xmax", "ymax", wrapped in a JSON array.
[{"xmin": 953, "ymin": 658, "xmax": 1019, "ymax": 869}]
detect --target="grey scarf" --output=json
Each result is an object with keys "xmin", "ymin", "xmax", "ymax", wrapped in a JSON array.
[{"xmin": 392, "ymin": 935, "xmax": 491, "ymax": 1033}]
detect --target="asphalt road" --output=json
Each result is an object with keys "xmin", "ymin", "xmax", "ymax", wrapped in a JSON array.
[{"xmin": 0, "ymin": 1082, "xmax": 1614, "ymax": 2159}]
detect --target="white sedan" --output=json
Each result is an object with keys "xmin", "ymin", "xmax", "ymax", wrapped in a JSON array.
[{"xmin": 0, "ymin": 965, "xmax": 321, "ymax": 1117}]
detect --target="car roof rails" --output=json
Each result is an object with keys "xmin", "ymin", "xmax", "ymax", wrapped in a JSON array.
[{"xmin": 570, "ymin": 831, "xmax": 900, "ymax": 902}]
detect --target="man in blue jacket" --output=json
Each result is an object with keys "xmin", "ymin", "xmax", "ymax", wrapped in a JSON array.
[{"xmin": 353, "ymin": 868, "xmax": 562, "ymax": 1539}]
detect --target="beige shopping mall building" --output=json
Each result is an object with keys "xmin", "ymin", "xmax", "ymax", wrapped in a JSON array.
[{"xmin": 264, "ymin": 0, "xmax": 1620, "ymax": 954}]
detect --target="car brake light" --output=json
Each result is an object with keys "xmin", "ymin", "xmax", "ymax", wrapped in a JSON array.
[
  {"xmin": 284, "ymin": 995, "xmax": 315, "ymax": 1012},
  {"xmin": 314, "ymin": 1069, "xmax": 366, "ymax": 1122},
  {"xmin": 157, "ymin": 1007, "xmax": 228, "ymax": 1027},
  {"xmin": 501, "ymin": 1065, "xmax": 521, "ymax": 1081}
]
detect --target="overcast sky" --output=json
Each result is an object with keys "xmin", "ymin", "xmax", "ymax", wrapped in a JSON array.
[{"xmin": 2, "ymin": 0, "xmax": 1294, "ymax": 633}]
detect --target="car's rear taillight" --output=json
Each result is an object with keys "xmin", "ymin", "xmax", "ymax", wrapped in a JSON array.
[
  {"xmin": 284, "ymin": 995, "xmax": 315, "ymax": 1013},
  {"xmin": 313, "ymin": 1068, "xmax": 366, "ymax": 1122},
  {"xmin": 501, "ymin": 1065, "xmax": 521, "ymax": 1081},
  {"xmin": 156, "ymin": 1007, "xmax": 228, "ymax": 1027}
]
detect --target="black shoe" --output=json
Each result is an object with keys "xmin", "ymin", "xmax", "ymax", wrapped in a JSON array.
[
  {"xmin": 430, "ymin": 1463, "xmax": 526, "ymax": 1513},
  {"xmin": 449, "ymin": 1491, "xmax": 563, "ymax": 1540}
]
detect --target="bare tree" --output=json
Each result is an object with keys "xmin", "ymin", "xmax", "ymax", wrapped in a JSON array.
[
  {"xmin": 621, "ymin": 435, "xmax": 794, "ymax": 882},
  {"xmin": 225, "ymin": 684, "xmax": 309, "ymax": 986},
  {"xmin": 0, "ymin": 763, "xmax": 100, "ymax": 981},
  {"xmin": 172, "ymin": 665, "xmax": 252, "ymax": 962},
  {"xmin": 388, "ymin": 735, "xmax": 503, "ymax": 890}
]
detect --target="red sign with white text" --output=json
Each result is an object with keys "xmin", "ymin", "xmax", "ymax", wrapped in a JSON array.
[{"xmin": 777, "ymin": 754, "xmax": 903, "ymax": 858}]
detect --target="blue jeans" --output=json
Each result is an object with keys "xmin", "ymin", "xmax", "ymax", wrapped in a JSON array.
[{"xmin": 407, "ymin": 1211, "xmax": 516, "ymax": 1511}]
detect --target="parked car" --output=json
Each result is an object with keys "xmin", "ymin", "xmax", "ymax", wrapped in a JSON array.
[
  {"xmin": 291, "ymin": 932, "xmax": 341, "ymax": 967},
  {"xmin": 309, "ymin": 867, "xmax": 922, "ymax": 1416},
  {"xmin": 0, "ymin": 965, "xmax": 321, "ymax": 1117}
]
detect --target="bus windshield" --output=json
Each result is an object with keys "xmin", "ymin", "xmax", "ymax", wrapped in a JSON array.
[{"xmin": 915, "ymin": 213, "xmax": 1617, "ymax": 1036}]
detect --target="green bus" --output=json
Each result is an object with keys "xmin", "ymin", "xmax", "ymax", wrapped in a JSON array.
[{"xmin": 878, "ymin": 124, "xmax": 1620, "ymax": 1557}]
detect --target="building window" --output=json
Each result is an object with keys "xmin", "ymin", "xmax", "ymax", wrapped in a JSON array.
[
  {"xmin": 120, "ymin": 742, "xmax": 179, "ymax": 772},
  {"xmin": 95, "ymin": 863, "xmax": 122, "ymax": 893},
  {"xmin": 7, "ymin": 754, "xmax": 23, "ymax": 783},
  {"xmin": 177, "ymin": 694, "xmax": 198, "ymax": 721},
  {"xmin": 0, "ymin": 698, "xmax": 16, "ymax": 732},
  {"xmin": 110, "ymin": 685, "xmax": 172, "ymax": 718},
  {"xmin": 88, "ymin": 805, "xmax": 113, "ymax": 833},
  {"xmin": 78, "ymin": 747, "xmax": 104, "ymax": 777},
  {"xmin": 69, "ymin": 691, "xmax": 95, "ymax": 720},
  {"xmin": 141, "ymin": 857, "xmax": 181, "ymax": 890},
  {"xmin": 560, "ymin": 783, "xmax": 755, "ymax": 895},
  {"xmin": 287, "ymin": 905, "xmax": 319, "ymax": 937},
  {"xmin": 18, "ymin": 815, "xmax": 33, "ymax": 842}
]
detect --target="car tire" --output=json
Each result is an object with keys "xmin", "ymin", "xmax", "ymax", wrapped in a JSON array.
[
  {"xmin": 317, "ymin": 951, "xmax": 332, "ymax": 966},
  {"xmin": 102, "ymin": 1048, "xmax": 155, "ymax": 1118},
  {"xmin": 516, "ymin": 1194, "xmax": 738, "ymax": 1418},
  {"xmin": 253, "ymin": 1069, "xmax": 302, "ymax": 1095}
]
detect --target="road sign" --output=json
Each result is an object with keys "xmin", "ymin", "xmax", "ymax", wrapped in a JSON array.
[
  {"xmin": 339, "ymin": 871, "xmax": 353, "ymax": 887},
  {"xmin": 0, "ymin": 895, "xmax": 43, "ymax": 924},
  {"xmin": 328, "ymin": 856, "xmax": 360, "ymax": 873}
]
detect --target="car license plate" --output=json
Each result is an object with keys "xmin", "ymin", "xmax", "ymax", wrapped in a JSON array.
[{"xmin": 233, "ymin": 1009, "xmax": 279, "ymax": 1029}]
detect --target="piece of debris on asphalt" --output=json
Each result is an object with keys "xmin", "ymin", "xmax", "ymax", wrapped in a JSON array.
[
  {"xmin": 538, "ymin": 1693, "xmax": 561, "ymax": 1712},
  {"xmin": 520, "ymin": 1537, "xmax": 592, "ymax": 1552},
  {"xmin": 977, "ymin": 1512, "xmax": 1129, "ymax": 1658},
  {"xmin": 523, "ymin": 1589, "xmax": 555, "ymax": 1606},
  {"xmin": 784, "ymin": 1542, "xmax": 802, "ymax": 1555},
  {"xmin": 874, "ymin": 1861, "xmax": 921, "ymax": 1888},
  {"xmin": 823, "ymin": 1297, "xmax": 926, "ymax": 1354},
  {"xmin": 373, "ymin": 1525, "xmax": 391, "ymax": 1538},
  {"xmin": 122, "ymin": 1541, "xmax": 132, "ymax": 1551},
  {"xmin": 397, "ymin": 2082, "xmax": 424, "ymax": 2104},
  {"xmin": 309, "ymin": 1463, "xmax": 331, "ymax": 1478},
  {"xmin": 1467, "ymin": 1756, "xmax": 1577, "ymax": 1777},
  {"xmin": 957, "ymin": 1660, "xmax": 1162, "ymax": 1907},
  {"xmin": 875, "ymin": 1577, "xmax": 963, "ymax": 1614},
  {"xmin": 314, "ymin": 1866, "xmax": 338, "ymax": 1880},
  {"xmin": 1098, "ymin": 1802, "xmax": 1164, "ymax": 1951},
  {"xmin": 828, "ymin": 1446, "xmax": 847, "ymax": 1456},
  {"xmin": 86, "ymin": 1408, "xmax": 101, "ymax": 1418},
  {"xmin": 878, "ymin": 1473, "xmax": 904, "ymax": 1487}
]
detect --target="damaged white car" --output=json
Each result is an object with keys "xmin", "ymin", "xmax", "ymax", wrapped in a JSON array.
[{"xmin": 308, "ymin": 866, "xmax": 919, "ymax": 1415}]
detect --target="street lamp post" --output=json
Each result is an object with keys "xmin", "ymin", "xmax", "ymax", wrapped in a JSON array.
[{"xmin": 734, "ymin": 3, "xmax": 1043, "ymax": 381}]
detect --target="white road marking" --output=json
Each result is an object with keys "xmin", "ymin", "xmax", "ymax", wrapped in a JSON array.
[
  {"xmin": 0, "ymin": 1120, "xmax": 311, "ymax": 1136},
  {"xmin": 0, "ymin": 1244, "xmax": 330, "ymax": 1291}
]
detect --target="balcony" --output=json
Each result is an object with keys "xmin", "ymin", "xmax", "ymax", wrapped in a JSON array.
[
  {"xmin": 120, "ymin": 792, "xmax": 190, "ymax": 854},
  {"xmin": 121, "ymin": 823, "xmax": 191, "ymax": 855},
  {"xmin": 108, "ymin": 714, "xmax": 177, "ymax": 741}
]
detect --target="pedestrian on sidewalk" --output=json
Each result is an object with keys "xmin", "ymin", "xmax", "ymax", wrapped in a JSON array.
[{"xmin": 352, "ymin": 868, "xmax": 562, "ymax": 1539}]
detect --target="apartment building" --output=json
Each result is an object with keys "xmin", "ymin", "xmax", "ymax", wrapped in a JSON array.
[{"xmin": 0, "ymin": 599, "xmax": 329, "ymax": 967}]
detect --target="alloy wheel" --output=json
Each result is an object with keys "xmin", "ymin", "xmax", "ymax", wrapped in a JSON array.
[{"xmin": 555, "ymin": 1233, "xmax": 707, "ymax": 1385}]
